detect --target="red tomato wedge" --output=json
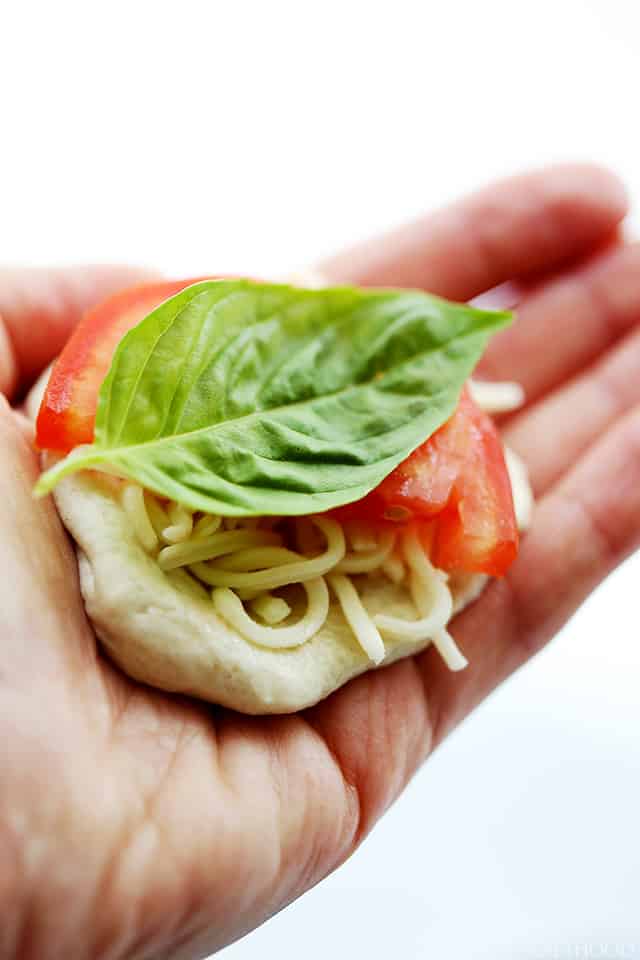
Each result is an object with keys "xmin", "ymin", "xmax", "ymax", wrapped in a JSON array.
[
  {"xmin": 36, "ymin": 278, "xmax": 211, "ymax": 452},
  {"xmin": 334, "ymin": 389, "xmax": 518, "ymax": 576}
]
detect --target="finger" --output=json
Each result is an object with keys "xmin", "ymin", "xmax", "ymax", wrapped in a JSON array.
[
  {"xmin": 423, "ymin": 403, "xmax": 640, "ymax": 746},
  {"xmin": 305, "ymin": 654, "xmax": 433, "ymax": 837},
  {"xmin": 0, "ymin": 265, "xmax": 158, "ymax": 398},
  {"xmin": 478, "ymin": 242, "xmax": 640, "ymax": 403},
  {"xmin": 504, "ymin": 324, "xmax": 640, "ymax": 496},
  {"xmin": 321, "ymin": 165, "xmax": 627, "ymax": 301}
]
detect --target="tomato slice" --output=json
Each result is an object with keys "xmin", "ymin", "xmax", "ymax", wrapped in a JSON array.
[
  {"xmin": 334, "ymin": 389, "xmax": 518, "ymax": 576},
  {"xmin": 36, "ymin": 278, "xmax": 211, "ymax": 452}
]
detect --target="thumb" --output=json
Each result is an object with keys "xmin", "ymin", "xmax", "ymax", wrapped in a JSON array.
[{"xmin": 0, "ymin": 397, "xmax": 95, "ymax": 691}]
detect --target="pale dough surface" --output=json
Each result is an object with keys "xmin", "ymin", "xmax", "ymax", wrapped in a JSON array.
[{"xmin": 50, "ymin": 451, "xmax": 530, "ymax": 714}]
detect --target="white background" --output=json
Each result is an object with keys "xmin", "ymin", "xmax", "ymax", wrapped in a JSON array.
[{"xmin": 2, "ymin": 2, "xmax": 639, "ymax": 957}]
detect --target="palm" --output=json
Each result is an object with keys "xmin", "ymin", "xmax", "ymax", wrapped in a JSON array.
[{"xmin": 2, "ymin": 166, "xmax": 640, "ymax": 960}]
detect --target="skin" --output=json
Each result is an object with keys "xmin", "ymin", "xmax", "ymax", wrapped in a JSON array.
[{"xmin": 1, "ymin": 164, "xmax": 639, "ymax": 959}]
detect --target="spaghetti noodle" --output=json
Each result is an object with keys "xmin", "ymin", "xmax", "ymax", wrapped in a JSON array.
[{"xmin": 120, "ymin": 380, "xmax": 525, "ymax": 670}]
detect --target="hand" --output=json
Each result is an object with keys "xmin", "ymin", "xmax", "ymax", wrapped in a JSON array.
[{"xmin": 1, "ymin": 165, "xmax": 637, "ymax": 960}]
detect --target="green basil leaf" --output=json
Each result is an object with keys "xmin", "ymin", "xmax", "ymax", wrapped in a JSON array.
[{"xmin": 35, "ymin": 280, "xmax": 511, "ymax": 515}]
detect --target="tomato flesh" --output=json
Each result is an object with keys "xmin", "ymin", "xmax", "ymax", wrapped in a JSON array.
[
  {"xmin": 334, "ymin": 389, "xmax": 518, "ymax": 576},
  {"xmin": 36, "ymin": 278, "xmax": 210, "ymax": 452}
]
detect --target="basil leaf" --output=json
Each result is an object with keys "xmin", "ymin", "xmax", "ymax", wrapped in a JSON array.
[{"xmin": 36, "ymin": 280, "xmax": 511, "ymax": 515}]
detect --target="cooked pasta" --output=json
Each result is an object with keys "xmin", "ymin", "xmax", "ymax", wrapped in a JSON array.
[
  {"xmin": 121, "ymin": 380, "xmax": 520, "ymax": 668},
  {"xmin": 144, "ymin": 492, "xmax": 170, "ymax": 538},
  {"xmin": 327, "ymin": 573, "xmax": 385, "ymax": 664},
  {"xmin": 334, "ymin": 529, "xmax": 396, "ymax": 573},
  {"xmin": 162, "ymin": 501, "xmax": 194, "ymax": 543},
  {"xmin": 373, "ymin": 531, "xmax": 454, "ymax": 643},
  {"xmin": 432, "ymin": 628, "xmax": 468, "ymax": 671},
  {"xmin": 212, "ymin": 579, "xmax": 329, "ymax": 649},
  {"xmin": 124, "ymin": 486, "xmax": 460, "ymax": 665},
  {"xmin": 468, "ymin": 378, "xmax": 525, "ymax": 413},
  {"xmin": 166, "ymin": 568, "xmax": 210, "ymax": 602},
  {"xmin": 249, "ymin": 593, "xmax": 291, "ymax": 625},
  {"xmin": 192, "ymin": 514, "xmax": 222, "ymax": 538},
  {"xmin": 158, "ymin": 529, "xmax": 282, "ymax": 571},
  {"xmin": 122, "ymin": 484, "xmax": 158, "ymax": 553},
  {"xmin": 190, "ymin": 517, "xmax": 345, "ymax": 591},
  {"xmin": 381, "ymin": 549, "xmax": 405, "ymax": 584}
]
